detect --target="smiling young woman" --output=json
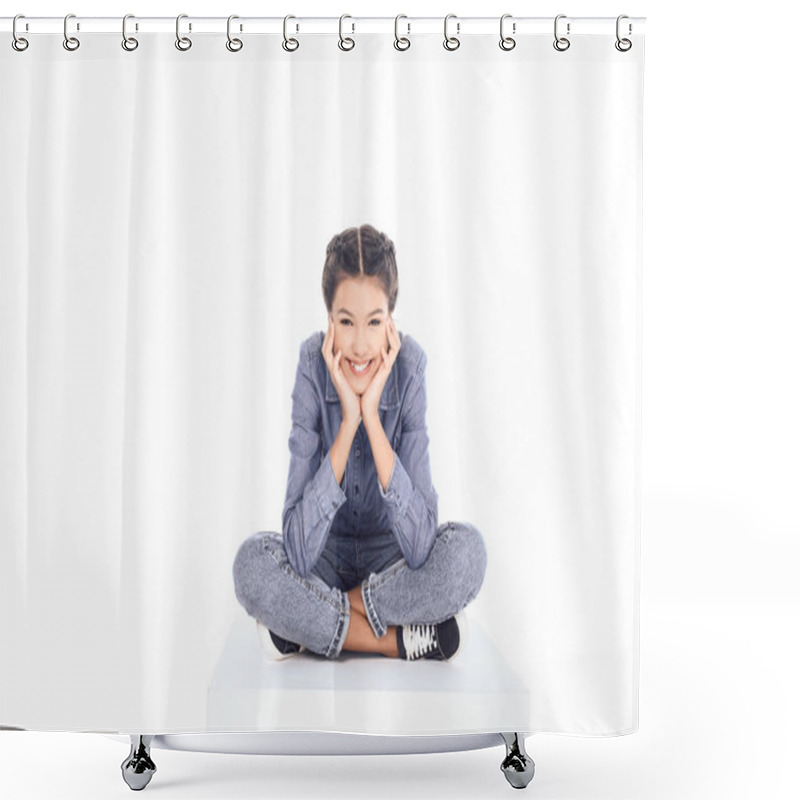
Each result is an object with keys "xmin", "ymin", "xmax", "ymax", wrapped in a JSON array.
[{"xmin": 233, "ymin": 224, "xmax": 488, "ymax": 663}]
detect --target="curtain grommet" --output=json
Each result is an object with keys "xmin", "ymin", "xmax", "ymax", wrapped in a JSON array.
[
  {"xmin": 553, "ymin": 14, "xmax": 570, "ymax": 52},
  {"xmin": 283, "ymin": 15, "xmax": 299, "ymax": 52},
  {"xmin": 443, "ymin": 14, "xmax": 460, "ymax": 51},
  {"xmin": 338, "ymin": 14, "xmax": 355, "ymax": 51},
  {"xmin": 394, "ymin": 14, "xmax": 411, "ymax": 51},
  {"xmin": 63, "ymin": 13, "xmax": 80, "ymax": 51},
  {"xmin": 121, "ymin": 14, "xmax": 139, "ymax": 52},
  {"xmin": 12, "ymin": 14, "xmax": 29, "ymax": 51},
  {"xmin": 226, "ymin": 15, "xmax": 243, "ymax": 52},
  {"xmin": 499, "ymin": 14, "xmax": 516, "ymax": 51},
  {"xmin": 175, "ymin": 13, "xmax": 192, "ymax": 51}
]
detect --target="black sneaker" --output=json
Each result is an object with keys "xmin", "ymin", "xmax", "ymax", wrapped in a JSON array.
[
  {"xmin": 256, "ymin": 620, "xmax": 305, "ymax": 660},
  {"xmin": 396, "ymin": 612, "xmax": 467, "ymax": 661}
]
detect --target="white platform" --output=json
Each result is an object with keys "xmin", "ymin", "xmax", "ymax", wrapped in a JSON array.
[{"xmin": 205, "ymin": 612, "xmax": 530, "ymax": 736}]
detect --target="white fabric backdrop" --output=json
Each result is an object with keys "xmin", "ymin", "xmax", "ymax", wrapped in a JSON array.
[{"xmin": 1, "ymin": 29, "xmax": 643, "ymax": 735}]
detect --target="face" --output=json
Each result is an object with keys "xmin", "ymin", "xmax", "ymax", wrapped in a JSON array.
[{"xmin": 330, "ymin": 275, "xmax": 390, "ymax": 396}]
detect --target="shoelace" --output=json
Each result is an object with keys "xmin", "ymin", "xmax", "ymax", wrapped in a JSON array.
[{"xmin": 403, "ymin": 623, "xmax": 438, "ymax": 659}]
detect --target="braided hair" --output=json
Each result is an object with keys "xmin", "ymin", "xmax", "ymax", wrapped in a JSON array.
[{"xmin": 322, "ymin": 224, "xmax": 399, "ymax": 313}]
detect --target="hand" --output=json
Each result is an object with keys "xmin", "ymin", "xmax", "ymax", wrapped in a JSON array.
[
  {"xmin": 322, "ymin": 319, "xmax": 361, "ymax": 427},
  {"xmin": 360, "ymin": 316, "xmax": 402, "ymax": 422}
]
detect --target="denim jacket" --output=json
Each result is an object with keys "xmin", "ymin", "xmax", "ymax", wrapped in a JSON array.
[{"xmin": 282, "ymin": 330, "xmax": 439, "ymax": 578}]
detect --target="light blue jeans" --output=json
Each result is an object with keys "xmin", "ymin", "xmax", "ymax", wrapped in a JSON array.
[{"xmin": 232, "ymin": 521, "xmax": 488, "ymax": 659}]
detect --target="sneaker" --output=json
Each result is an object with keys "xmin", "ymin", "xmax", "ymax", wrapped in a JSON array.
[
  {"xmin": 396, "ymin": 612, "xmax": 468, "ymax": 661},
  {"xmin": 256, "ymin": 619, "xmax": 305, "ymax": 660}
]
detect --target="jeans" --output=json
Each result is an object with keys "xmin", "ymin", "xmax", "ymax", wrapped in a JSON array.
[{"xmin": 232, "ymin": 521, "xmax": 488, "ymax": 659}]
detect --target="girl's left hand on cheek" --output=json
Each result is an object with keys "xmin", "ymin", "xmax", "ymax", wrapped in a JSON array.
[{"xmin": 361, "ymin": 317, "xmax": 402, "ymax": 419}]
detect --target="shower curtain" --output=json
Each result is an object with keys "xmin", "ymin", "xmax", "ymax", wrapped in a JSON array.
[{"xmin": 0, "ymin": 17, "xmax": 644, "ymax": 737}]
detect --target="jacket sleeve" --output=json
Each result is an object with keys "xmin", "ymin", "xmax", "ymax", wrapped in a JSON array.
[
  {"xmin": 378, "ymin": 353, "xmax": 439, "ymax": 569},
  {"xmin": 282, "ymin": 345, "xmax": 347, "ymax": 577}
]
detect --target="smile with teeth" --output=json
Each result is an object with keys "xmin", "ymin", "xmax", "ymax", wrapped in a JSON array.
[{"xmin": 348, "ymin": 358, "xmax": 372, "ymax": 375}]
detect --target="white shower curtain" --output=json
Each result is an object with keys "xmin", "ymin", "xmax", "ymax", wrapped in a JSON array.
[{"xmin": 1, "ymin": 21, "xmax": 643, "ymax": 736}]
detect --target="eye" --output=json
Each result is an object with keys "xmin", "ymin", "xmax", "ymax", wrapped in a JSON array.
[
  {"xmin": 340, "ymin": 319, "xmax": 352, "ymax": 326},
  {"xmin": 370, "ymin": 319, "xmax": 382, "ymax": 326}
]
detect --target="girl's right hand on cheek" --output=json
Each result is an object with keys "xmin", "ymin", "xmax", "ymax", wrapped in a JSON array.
[{"xmin": 322, "ymin": 319, "xmax": 361, "ymax": 427}]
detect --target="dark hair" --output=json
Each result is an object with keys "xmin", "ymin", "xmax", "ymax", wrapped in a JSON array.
[{"xmin": 322, "ymin": 224, "xmax": 398, "ymax": 314}]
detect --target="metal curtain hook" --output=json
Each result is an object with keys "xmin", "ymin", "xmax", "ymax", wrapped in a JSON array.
[
  {"xmin": 122, "ymin": 14, "xmax": 139, "ymax": 51},
  {"xmin": 615, "ymin": 14, "xmax": 632, "ymax": 51},
  {"xmin": 553, "ymin": 14, "xmax": 570, "ymax": 51},
  {"xmin": 339, "ymin": 14, "xmax": 355, "ymax": 51},
  {"xmin": 12, "ymin": 14, "xmax": 29, "ymax": 51},
  {"xmin": 499, "ymin": 13, "xmax": 516, "ymax": 51},
  {"xmin": 63, "ymin": 13, "xmax": 80, "ymax": 51},
  {"xmin": 443, "ymin": 13, "xmax": 460, "ymax": 51},
  {"xmin": 394, "ymin": 14, "xmax": 411, "ymax": 51},
  {"xmin": 283, "ymin": 14, "xmax": 299, "ymax": 51},
  {"xmin": 175, "ymin": 13, "xmax": 192, "ymax": 51},
  {"xmin": 227, "ymin": 15, "xmax": 243, "ymax": 51}
]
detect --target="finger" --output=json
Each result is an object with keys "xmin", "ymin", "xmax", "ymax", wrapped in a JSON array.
[
  {"xmin": 387, "ymin": 329, "xmax": 399, "ymax": 360},
  {"xmin": 323, "ymin": 323, "xmax": 331, "ymax": 360}
]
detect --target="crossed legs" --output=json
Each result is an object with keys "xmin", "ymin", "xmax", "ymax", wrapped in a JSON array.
[{"xmin": 233, "ymin": 522, "xmax": 486, "ymax": 660}]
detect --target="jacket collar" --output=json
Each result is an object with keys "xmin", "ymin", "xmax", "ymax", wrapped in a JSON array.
[{"xmin": 324, "ymin": 332, "xmax": 402, "ymax": 410}]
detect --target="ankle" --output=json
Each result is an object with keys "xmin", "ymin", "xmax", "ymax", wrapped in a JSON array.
[
  {"xmin": 347, "ymin": 586, "xmax": 368, "ymax": 618},
  {"xmin": 385, "ymin": 626, "xmax": 400, "ymax": 658}
]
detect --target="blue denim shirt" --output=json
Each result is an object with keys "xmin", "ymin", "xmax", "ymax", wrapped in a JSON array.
[{"xmin": 282, "ymin": 329, "xmax": 439, "ymax": 578}]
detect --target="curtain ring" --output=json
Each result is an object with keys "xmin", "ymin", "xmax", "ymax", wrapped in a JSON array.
[
  {"xmin": 394, "ymin": 14, "xmax": 411, "ymax": 51},
  {"xmin": 175, "ymin": 14, "xmax": 192, "ymax": 51},
  {"xmin": 553, "ymin": 14, "xmax": 570, "ymax": 51},
  {"xmin": 339, "ymin": 14, "xmax": 355, "ymax": 51},
  {"xmin": 12, "ymin": 14, "xmax": 29, "ymax": 52},
  {"xmin": 63, "ymin": 13, "xmax": 80, "ymax": 51},
  {"xmin": 122, "ymin": 14, "xmax": 139, "ymax": 51},
  {"xmin": 226, "ymin": 15, "xmax": 243, "ymax": 52},
  {"xmin": 499, "ymin": 13, "xmax": 516, "ymax": 51},
  {"xmin": 615, "ymin": 14, "xmax": 632, "ymax": 51},
  {"xmin": 443, "ymin": 14, "xmax": 460, "ymax": 51},
  {"xmin": 283, "ymin": 15, "xmax": 299, "ymax": 51}
]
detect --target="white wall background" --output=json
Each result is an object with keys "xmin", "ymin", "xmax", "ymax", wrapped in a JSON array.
[{"xmin": 1, "ymin": 1, "xmax": 797, "ymax": 798}]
